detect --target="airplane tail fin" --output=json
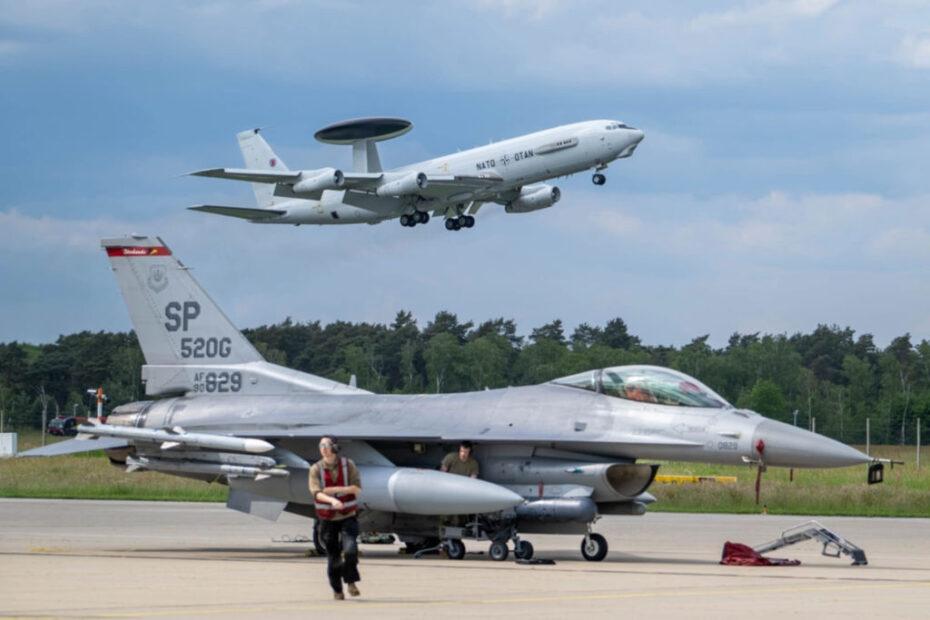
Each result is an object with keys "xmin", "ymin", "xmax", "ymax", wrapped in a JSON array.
[
  {"xmin": 102, "ymin": 236, "xmax": 366, "ymax": 397},
  {"xmin": 237, "ymin": 129, "xmax": 289, "ymax": 209}
]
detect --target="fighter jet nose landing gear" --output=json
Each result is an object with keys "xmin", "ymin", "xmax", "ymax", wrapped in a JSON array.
[
  {"xmin": 592, "ymin": 173, "xmax": 606, "ymax": 185},
  {"xmin": 581, "ymin": 532, "xmax": 608, "ymax": 561}
]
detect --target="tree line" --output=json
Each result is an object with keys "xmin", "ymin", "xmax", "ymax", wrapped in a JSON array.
[{"xmin": 1, "ymin": 312, "xmax": 927, "ymax": 445}]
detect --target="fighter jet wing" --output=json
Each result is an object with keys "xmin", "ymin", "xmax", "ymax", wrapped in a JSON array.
[
  {"xmin": 18, "ymin": 436, "xmax": 129, "ymax": 457},
  {"xmin": 188, "ymin": 168, "xmax": 302, "ymax": 184},
  {"xmin": 236, "ymin": 426, "xmax": 443, "ymax": 442},
  {"xmin": 235, "ymin": 426, "xmax": 701, "ymax": 447},
  {"xmin": 188, "ymin": 205, "xmax": 286, "ymax": 220}
]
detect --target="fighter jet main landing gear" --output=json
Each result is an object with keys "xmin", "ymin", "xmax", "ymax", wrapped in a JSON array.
[
  {"xmin": 592, "ymin": 173, "xmax": 606, "ymax": 185},
  {"xmin": 444, "ymin": 215, "xmax": 475, "ymax": 231},
  {"xmin": 400, "ymin": 211, "xmax": 430, "ymax": 227}
]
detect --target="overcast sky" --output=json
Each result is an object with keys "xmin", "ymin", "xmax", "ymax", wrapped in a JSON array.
[{"xmin": 2, "ymin": 0, "xmax": 929, "ymax": 349}]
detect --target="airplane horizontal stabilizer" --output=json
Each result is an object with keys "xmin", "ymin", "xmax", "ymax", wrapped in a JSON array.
[
  {"xmin": 17, "ymin": 436, "xmax": 128, "ymax": 457},
  {"xmin": 188, "ymin": 168, "xmax": 301, "ymax": 184},
  {"xmin": 189, "ymin": 205, "xmax": 286, "ymax": 220}
]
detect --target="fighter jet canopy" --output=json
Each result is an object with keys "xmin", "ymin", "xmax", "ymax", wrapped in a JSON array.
[{"xmin": 551, "ymin": 365, "xmax": 731, "ymax": 409}]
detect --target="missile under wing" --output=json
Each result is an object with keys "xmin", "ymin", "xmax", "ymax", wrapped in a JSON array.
[{"xmin": 21, "ymin": 236, "xmax": 877, "ymax": 562}]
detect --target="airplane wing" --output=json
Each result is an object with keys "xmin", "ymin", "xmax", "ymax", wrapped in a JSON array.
[
  {"xmin": 188, "ymin": 205, "xmax": 286, "ymax": 220},
  {"xmin": 18, "ymin": 436, "xmax": 129, "ymax": 457},
  {"xmin": 234, "ymin": 426, "xmax": 701, "ymax": 448},
  {"xmin": 416, "ymin": 174, "xmax": 503, "ymax": 200},
  {"xmin": 188, "ymin": 168, "xmax": 301, "ymax": 184}
]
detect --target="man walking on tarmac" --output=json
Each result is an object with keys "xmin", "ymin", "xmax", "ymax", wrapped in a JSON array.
[{"xmin": 310, "ymin": 436, "xmax": 362, "ymax": 600}]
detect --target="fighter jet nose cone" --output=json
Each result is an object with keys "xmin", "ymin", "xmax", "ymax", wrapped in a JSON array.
[{"xmin": 752, "ymin": 419, "xmax": 871, "ymax": 468}]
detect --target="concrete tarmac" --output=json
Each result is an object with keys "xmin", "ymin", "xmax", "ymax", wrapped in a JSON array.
[{"xmin": 1, "ymin": 499, "xmax": 929, "ymax": 618}]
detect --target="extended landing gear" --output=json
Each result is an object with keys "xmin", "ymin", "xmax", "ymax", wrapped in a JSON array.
[
  {"xmin": 592, "ymin": 173, "xmax": 606, "ymax": 185},
  {"xmin": 444, "ymin": 215, "xmax": 475, "ymax": 231},
  {"xmin": 400, "ymin": 211, "xmax": 430, "ymax": 227},
  {"xmin": 581, "ymin": 532, "xmax": 608, "ymax": 561}
]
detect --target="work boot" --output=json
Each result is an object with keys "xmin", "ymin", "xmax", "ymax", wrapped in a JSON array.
[
  {"xmin": 347, "ymin": 583, "xmax": 360, "ymax": 597},
  {"xmin": 333, "ymin": 591, "xmax": 345, "ymax": 600}
]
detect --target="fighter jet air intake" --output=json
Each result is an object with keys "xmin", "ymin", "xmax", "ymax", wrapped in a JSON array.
[
  {"xmin": 21, "ymin": 237, "xmax": 882, "ymax": 561},
  {"xmin": 187, "ymin": 118, "xmax": 644, "ymax": 231}
]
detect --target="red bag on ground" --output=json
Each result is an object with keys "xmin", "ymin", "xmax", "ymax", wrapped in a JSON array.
[{"xmin": 720, "ymin": 541, "xmax": 801, "ymax": 566}]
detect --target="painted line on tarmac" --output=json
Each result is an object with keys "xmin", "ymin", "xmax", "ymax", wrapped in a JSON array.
[{"xmin": 82, "ymin": 581, "xmax": 930, "ymax": 617}]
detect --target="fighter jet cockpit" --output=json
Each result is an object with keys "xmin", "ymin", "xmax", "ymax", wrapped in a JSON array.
[{"xmin": 551, "ymin": 365, "xmax": 731, "ymax": 408}]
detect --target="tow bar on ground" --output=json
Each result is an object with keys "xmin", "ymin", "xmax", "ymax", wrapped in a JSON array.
[{"xmin": 753, "ymin": 520, "xmax": 867, "ymax": 566}]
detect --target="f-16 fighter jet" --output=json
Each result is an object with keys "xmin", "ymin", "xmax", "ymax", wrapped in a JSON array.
[
  {"xmin": 22, "ymin": 237, "xmax": 880, "ymax": 561},
  {"xmin": 187, "ymin": 117, "xmax": 643, "ymax": 231}
]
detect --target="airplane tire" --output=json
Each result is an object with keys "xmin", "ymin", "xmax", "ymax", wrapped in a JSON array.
[
  {"xmin": 445, "ymin": 218, "xmax": 456, "ymax": 230},
  {"xmin": 489, "ymin": 541, "xmax": 509, "ymax": 562},
  {"xmin": 514, "ymin": 539, "xmax": 534, "ymax": 560},
  {"xmin": 400, "ymin": 214, "xmax": 411, "ymax": 227},
  {"xmin": 581, "ymin": 533, "xmax": 608, "ymax": 561},
  {"xmin": 464, "ymin": 215, "xmax": 475, "ymax": 228},
  {"xmin": 446, "ymin": 539, "xmax": 466, "ymax": 560},
  {"xmin": 592, "ymin": 173, "xmax": 606, "ymax": 185},
  {"xmin": 417, "ymin": 211, "xmax": 429, "ymax": 224}
]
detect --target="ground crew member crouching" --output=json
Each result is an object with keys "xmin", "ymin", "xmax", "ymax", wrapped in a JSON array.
[
  {"xmin": 310, "ymin": 436, "xmax": 362, "ymax": 600},
  {"xmin": 440, "ymin": 440, "xmax": 479, "ymax": 478}
]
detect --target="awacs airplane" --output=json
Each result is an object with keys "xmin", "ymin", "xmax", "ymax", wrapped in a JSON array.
[
  {"xmin": 22, "ymin": 237, "xmax": 882, "ymax": 562},
  {"xmin": 187, "ymin": 117, "xmax": 644, "ymax": 231}
]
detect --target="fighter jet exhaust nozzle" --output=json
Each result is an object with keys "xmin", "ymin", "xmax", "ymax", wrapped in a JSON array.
[
  {"xmin": 292, "ymin": 167, "xmax": 345, "ymax": 195},
  {"xmin": 505, "ymin": 185, "xmax": 560, "ymax": 213},
  {"xmin": 356, "ymin": 466, "xmax": 523, "ymax": 515},
  {"xmin": 376, "ymin": 171, "xmax": 428, "ymax": 197},
  {"xmin": 751, "ymin": 419, "xmax": 873, "ymax": 468}
]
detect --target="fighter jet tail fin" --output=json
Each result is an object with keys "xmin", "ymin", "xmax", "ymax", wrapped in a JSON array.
[
  {"xmin": 101, "ymin": 236, "xmax": 367, "ymax": 397},
  {"xmin": 237, "ymin": 128, "xmax": 290, "ymax": 209}
]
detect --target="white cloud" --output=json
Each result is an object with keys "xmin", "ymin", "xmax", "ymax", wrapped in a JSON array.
[{"xmin": 896, "ymin": 34, "xmax": 930, "ymax": 68}]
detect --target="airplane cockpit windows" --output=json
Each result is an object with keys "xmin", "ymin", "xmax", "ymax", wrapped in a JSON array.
[
  {"xmin": 553, "ymin": 365, "xmax": 731, "ymax": 408},
  {"xmin": 552, "ymin": 370, "xmax": 599, "ymax": 393},
  {"xmin": 605, "ymin": 123, "xmax": 635, "ymax": 131}
]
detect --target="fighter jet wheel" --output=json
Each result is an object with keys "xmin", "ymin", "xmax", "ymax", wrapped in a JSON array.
[
  {"xmin": 592, "ymin": 173, "xmax": 606, "ymax": 185},
  {"xmin": 581, "ymin": 533, "xmax": 608, "ymax": 561},
  {"xmin": 446, "ymin": 538, "xmax": 466, "ymax": 560},
  {"xmin": 489, "ymin": 541, "xmax": 509, "ymax": 562},
  {"xmin": 514, "ymin": 539, "xmax": 534, "ymax": 560},
  {"xmin": 464, "ymin": 215, "xmax": 475, "ymax": 228}
]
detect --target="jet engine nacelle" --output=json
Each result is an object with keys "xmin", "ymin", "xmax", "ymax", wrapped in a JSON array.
[
  {"xmin": 292, "ymin": 167, "xmax": 345, "ymax": 196},
  {"xmin": 376, "ymin": 172, "xmax": 428, "ymax": 197},
  {"xmin": 505, "ymin": 185, "xmax": 561, "ymax": 213}
]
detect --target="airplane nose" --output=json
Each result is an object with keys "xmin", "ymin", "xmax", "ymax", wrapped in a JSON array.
[
  {"xmin": 752, "ymin": 418, "xmax": 871, "ymax": 468},
  {"xmin": 632, "ymin": 128, "xmax": 644, "ymax": 143}
]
